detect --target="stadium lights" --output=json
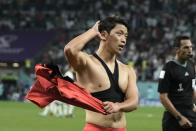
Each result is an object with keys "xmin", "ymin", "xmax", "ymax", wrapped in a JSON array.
[{"xmin": 12, "ymin": 62, "xmax": 20, "ymax": 68}]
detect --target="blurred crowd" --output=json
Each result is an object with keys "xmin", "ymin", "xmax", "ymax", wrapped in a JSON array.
[{"xmin": 1, "ymin": 0, "xmax": 196, "ymax": 83}]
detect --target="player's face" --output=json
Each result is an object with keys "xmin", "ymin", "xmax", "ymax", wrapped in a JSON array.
[
  {"xmin": 106, "ymin": 24, "xmax": 128, "ymax": 54},
  {"xmin": 178, "ymin": 40, "xmax": 192, "ymax": 60}
]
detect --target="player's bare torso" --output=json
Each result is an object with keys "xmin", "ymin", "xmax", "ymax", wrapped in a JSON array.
[{"xmin": 76, "ymin": 54, "xmax": 130, "ymax": 128}]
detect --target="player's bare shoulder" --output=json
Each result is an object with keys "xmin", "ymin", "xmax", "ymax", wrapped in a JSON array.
[
  {"xmin": 117, "ymin": 60, "xmax": 136, "ymax": 79},
  {"xmin": 117, "ymin": 60, "xmax": 133, "ymax": 72}
]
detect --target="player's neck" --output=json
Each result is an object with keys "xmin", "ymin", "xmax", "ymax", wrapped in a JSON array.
[{"xmin": 96, "ymin": 47, "xmax": 116, "ymax": 63}]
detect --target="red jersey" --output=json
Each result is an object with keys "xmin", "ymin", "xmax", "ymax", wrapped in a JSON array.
[{"xmin": 26, "ymin": 64, "xmax": 106, "ymax": 115}]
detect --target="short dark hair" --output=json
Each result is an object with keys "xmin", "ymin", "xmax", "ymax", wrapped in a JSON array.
[
  {"xmin": 173, "ymin": 36, "xmax": 190, "ymax": 48},
  {"xmin": 98, "ymin": 16, "xmax": 129, "ymax": 33}
]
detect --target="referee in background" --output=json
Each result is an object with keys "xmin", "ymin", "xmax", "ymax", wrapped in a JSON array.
[{"xmin": 158, "ymin": 36, "xmax": 196, "ymax": 131}]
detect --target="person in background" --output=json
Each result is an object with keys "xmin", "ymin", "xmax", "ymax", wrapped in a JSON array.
[
  {"xmin": 158, "ymin": 36, "xmax": 196, "ymax": 131},
  {"xmin": 39, "ymin": 100, "xmax": 63, "ymax": 117}
]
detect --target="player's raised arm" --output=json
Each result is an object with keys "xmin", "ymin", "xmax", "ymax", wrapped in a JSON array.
[{"xmin": 64, "ymin": 21, "xmax": 102, "ymax": 71}]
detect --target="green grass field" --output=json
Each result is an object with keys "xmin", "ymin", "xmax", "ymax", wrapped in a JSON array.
[{"xmin": 0, "ymin": 101, "xmax": 164, "ymax": 131}]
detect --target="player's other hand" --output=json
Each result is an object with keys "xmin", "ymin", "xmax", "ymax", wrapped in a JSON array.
[
  {"xmin": 179, "ymin": 115, "xmax": 192, "ymax": 128},
  {"xmin": 103, "ymin": 101, "xmax": 120, "ymax": 113}
]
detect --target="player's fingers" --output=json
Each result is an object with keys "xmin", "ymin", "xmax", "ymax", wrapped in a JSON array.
[
  {"xmin": 105, "ymin": 106, "xmax": 113, "ymax": 113},
  {"xmin": 107, "ymin": 108, "xmax": 114, "ymax": 113},
  {"xmin": 103, "ymin": 101, "xmax": 111, "ymax": 106},
  {"xmin": 182, "ymin": 122, "xmax": 192, "ymax": 128},
  {"xmin": 103, "ymin": 104, "xmax": 114, "ymax": 113},
  {"xmin": 103, "ymin": 104, "xmax": 111, "ymax": 110}
]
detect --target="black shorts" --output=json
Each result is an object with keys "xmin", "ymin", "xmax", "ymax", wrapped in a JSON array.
[{"xmin": 162, "ymin": 110, "xmax": 196, "ymax": 131}]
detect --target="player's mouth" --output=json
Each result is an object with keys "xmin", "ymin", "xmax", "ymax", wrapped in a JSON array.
[{"xmin": 118, "ymin": 45, "xmax": 125, "ymax": 50}]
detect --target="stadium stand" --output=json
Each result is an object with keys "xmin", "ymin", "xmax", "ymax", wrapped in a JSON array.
[{"xmin": 0, "ymin": 0, "xmax": 196, "ymax": 102}]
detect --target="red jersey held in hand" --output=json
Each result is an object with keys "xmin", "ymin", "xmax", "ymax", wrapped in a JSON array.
[{"xmin": 25, "ymin": 64, "xmax": 106, "ymax": 115}]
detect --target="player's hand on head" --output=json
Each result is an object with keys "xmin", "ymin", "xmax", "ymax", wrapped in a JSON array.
[
  {"xmin": 91, "ymin": 21, "xmax": 103, "ymax": 41},
  {"xmin": 179, "ymin": 116, "xmax": 192, "ymax": 128},
  {"xmin": 103, "ymin": 101, "xmax": 120, "ymax": 113}
]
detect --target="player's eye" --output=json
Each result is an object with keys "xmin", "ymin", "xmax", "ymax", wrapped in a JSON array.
[{"xmin": 116, "ymin": 32, "xmax": 122, "ymax": 36}]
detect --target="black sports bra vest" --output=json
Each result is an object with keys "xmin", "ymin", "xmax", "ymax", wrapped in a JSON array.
[{"xmin": 91, "ymin": 54, "xmax": 125, "ymax": 102}]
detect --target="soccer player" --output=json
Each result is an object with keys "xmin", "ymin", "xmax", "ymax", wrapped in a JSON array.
[
  {"xmin": 64, "ymin": 16, "xmax": 139, "ymax": 131},
  {"xmin": 158, "ymin": 36, "xmax": 196, "ymax": 131}
]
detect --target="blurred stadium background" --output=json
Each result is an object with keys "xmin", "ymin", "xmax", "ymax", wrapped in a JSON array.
[{"xmin": 0, "ymin": 0, "xmax": 195, "ymax": 131}]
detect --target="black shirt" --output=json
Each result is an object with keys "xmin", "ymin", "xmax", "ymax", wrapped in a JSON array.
[
  {"xmin": 158, "ymin": 59, "xmax": 195, "ymax": 107},
  {"xmin": 91, "ymin": 54, "xmax": 125, "ymax": 102}
]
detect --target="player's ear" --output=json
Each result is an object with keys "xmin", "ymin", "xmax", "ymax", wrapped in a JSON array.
[
  {"xmin": 174, "ymin": 47, "xmax": 180, "ymax": 54},
  {"xmin": 100, "ymin": 31, "xmax": 108, "ymax": 41}
]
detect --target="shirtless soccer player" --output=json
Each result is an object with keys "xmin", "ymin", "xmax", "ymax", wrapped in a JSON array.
[{"xmin": 64, "ymin": 16, "xmax": 139, "ymax": 131}]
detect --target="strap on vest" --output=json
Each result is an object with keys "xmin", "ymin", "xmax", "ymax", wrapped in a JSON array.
[{"xmin": 93, "ymin": 53, "xmax": 124, "ymax": 96}]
